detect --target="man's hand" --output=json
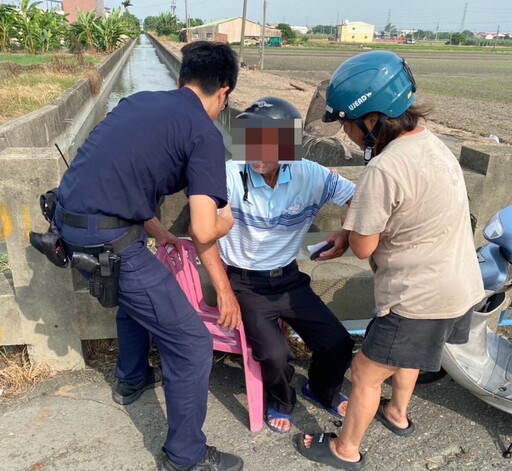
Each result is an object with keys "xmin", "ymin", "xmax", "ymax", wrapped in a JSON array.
[
  {"xmin": 190, "ymin": 238, "xmax": 241, "ymax": 330},
  {"xmin": 144, "ymin": 217, "xmax": 180, "ymax": 248},
  {"xmin": 216, "ymin": 289, "xmax": 242, "ymax": 331},
  {"xmin": 315, "ymin": 229, "xmax": 351, "ymax": 260},
  {"xmin": 155, "ymin": 231, "xmax": 179, "ymax": 248}
]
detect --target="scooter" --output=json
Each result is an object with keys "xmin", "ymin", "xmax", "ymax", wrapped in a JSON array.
[{"xmin": 426, "ymin": 204, "xmax": 512, "ymax": 458}]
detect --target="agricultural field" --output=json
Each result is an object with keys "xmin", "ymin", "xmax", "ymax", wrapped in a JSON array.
[{"xmin": 241, "ymin": 48, "xmax": 512, "ymax": 145}]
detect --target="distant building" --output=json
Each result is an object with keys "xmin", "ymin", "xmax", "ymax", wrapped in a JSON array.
[
  {"xmin": 475, "ymin": 32, "xmax": 506, "ymax": 40},
  {"xmin": 339, "ymin": 21, "xmax": 374, "ymax": 43},
  {"xmin": 62, "ymin": 0, "xmax": 104, "ymax": 23},
  {"xmin": 181, "ymin": 17, "xmax": 282, "ymax": 45},
  {"xmin": 291, "ymin": 26, "xmax": 309, "ymax": 35}
]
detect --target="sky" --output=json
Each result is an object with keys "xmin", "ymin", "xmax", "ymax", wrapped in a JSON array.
[{"xmin": 104, "ymin": 0, "xmax": 512, "ymax": 33}]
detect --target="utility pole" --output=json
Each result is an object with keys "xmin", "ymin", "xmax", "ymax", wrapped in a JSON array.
[
  {"xmin": 184, "ymin": 0, "xmax": 190, "ymax": 43},
  {"xmin": 386, "ymin": 9, "xmax": 391, "ymax": 40},
  {"xmin": 260, "ymin": 0, "xmax": 268, "ymax": 70},
  {"xmin": 459, "ymin": 2, "xmax": 467, "ymax": 33},
  {"xmin": 239, "ymin": 0, "xmax": 248, "ymax": 65},
  {"xmin": 171, "ymin": 0, "xmax": 176, "ymax": 17},
  {"xmin": 435, "ymin": 21, "xmax": 439, "ymax": 43},
  {"xmin": 493, "ymin": 25, "xmax": 500, "ymax": 50},
  {"xmin": 336, "ymin": 12, "xmax": 339, "ymax": 42}
]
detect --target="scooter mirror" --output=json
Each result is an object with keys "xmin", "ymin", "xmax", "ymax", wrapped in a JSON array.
[{"xmin": 483, "ymin": 205, "xmax": 512, "ymax": 262}]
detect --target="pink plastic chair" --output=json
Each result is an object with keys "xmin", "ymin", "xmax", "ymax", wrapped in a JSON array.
[{"xmin": 156, "ymin": 240, "xmax": 265, "ymax": 432}]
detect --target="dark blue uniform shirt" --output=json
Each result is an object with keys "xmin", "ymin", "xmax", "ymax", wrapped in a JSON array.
[{"xmin": 59, "ymin": 87, "xmax": 227, "ymax": 222}]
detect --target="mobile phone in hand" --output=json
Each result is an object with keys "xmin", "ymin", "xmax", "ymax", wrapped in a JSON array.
[{"xmin": 310, "ymin": 241, "xmax": 335, "ymax": 260}]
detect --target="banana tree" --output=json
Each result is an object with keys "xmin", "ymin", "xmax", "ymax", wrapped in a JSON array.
[
  {"xmin": 0, "ymin": 4, "xmax": 17, "ymax": 52},
  {"xmin": 16, "ymin": 0, "xmax": 44, "ymax": 54},
  {"xmin": 69, "ymin": 9, "xmax": 97, "ymax": 50},
  {"xmin": 92, "ymin": 8, "xmax": 127, "ymax": 52},
  {"xmin": 38, "ymin": 7, "xmax": 68, "ymax": 52}
]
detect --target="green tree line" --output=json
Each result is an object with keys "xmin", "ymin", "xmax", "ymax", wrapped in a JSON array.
[{"xmin": 143, "ymin": 13, "xmax": 203, "ymax": 40}]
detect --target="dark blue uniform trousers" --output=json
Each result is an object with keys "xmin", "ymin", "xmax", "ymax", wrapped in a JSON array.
[
  {"xmin": 227, "ymin": 265, "xmax": 354, "ymax": 415},
  {"xmin": 57, "ymin": 215, "xmax": 212, "ymax": 468}
]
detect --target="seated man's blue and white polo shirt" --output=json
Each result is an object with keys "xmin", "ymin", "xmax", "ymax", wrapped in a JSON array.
[{"xmin": 218, "ymin": 159, "xmax": 355, "ymax": 270}]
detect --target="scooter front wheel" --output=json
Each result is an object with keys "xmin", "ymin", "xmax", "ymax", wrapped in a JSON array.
[{"xmin": 416, "ymin": 368, "xmax": 447, "ymax": 384}]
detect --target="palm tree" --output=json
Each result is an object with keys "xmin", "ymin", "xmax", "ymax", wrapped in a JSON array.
[{"xmin": 121, "ymin": 1, "xmax": 132, "ymax": 13}]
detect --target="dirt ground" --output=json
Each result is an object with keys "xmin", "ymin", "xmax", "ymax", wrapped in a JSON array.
[
  {"xmin": 231, "ymin": 67, "xmax": 503, "ymax": 157},
  {"xmin": 164, "ymin": 41, "xmax": 508, "ymax": 155}
]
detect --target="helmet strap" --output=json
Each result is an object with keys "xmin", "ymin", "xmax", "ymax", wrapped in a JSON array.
[{"xmin": 355, "ymin": 115, "xmax": 388, "ymax": 165}]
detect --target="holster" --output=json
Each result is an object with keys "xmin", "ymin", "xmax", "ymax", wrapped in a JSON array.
[
  {"xmin": 31, "ymin": 187, "xmax": 139, "ymax": 308},
  {"xmin": 29, "ymin": 226, "xmax": 69, "ymax": 268},
  {"xmin": 72, "ymin": 251, "xmax": 121, "ymax": 309}
]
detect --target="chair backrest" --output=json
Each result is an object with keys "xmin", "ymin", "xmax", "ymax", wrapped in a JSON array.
[
  {"xmin": 156, "ymin": 241, "xmax": 203, "ymax": 310},
  {"xmin": 155, "ymin": 240, "xmax": 245, "ymax": 353}
]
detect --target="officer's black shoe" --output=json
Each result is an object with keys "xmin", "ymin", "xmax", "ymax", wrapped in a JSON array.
[
  {"xmin": 112, "ymin": 365, "xmax": 163, "ymax": 405},
  {"xmin": 161, "ymin": 446, "xmax": 243, "ymax": 471}
]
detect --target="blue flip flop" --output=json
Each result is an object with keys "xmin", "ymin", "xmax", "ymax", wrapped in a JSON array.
[
  {"xmin": 265, "ymin": 406, "xmax": 292, "ymax": 434},
  {"xmin": 302, "ymin": 381, "xmax": 348, "ymax": 419}
]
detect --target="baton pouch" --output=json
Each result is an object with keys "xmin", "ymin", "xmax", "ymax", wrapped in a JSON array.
[
  {"xmin": 88, "ymin": 251, "xmax": 121, "ymax": 308},
  {"xmin": 29, "ymin": 227, "xmax": 69, "ymax": 268}
]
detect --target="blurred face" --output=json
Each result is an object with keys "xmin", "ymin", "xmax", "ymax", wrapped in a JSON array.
[
  {"xmin": 231, "ymin": 117, "xmax": 303, "ymax": 165},
  {"xmin": 250, "ymin": 162, "xmax": 280, "ymax": 175}
]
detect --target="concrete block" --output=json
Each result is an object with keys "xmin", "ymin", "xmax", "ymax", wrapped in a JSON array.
[
  {"xmin": 0, "ymin": 147, "xmax": 85, "ymax": 370},
  {"xmin": 460, "ymin": 144, "xmax": 512, "ymax": 245},
  {"xmin": 0, "ymin": 273, "xmax": 24, "ymax": 345},
  {"xmin": 75, "ymin": 290, "xmax": 117, "ymax": 340},
  {"xmin": 298, "ymin": 233, "xmax": 375, "ymax": 321}
]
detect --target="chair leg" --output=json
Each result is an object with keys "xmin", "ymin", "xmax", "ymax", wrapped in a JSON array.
[{"xmin": 242, "ymin": 348, "xmax": 264, "ymax": 432}]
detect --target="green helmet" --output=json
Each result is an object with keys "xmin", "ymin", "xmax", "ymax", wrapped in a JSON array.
[{"xmin": 324, "ymin": 50, "xmax": 417, "ymax": 122}]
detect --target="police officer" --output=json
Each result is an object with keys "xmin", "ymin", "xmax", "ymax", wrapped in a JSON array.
[{"xmin": 55, "ymin": 41, "xmax": 243, "ymax": 471}]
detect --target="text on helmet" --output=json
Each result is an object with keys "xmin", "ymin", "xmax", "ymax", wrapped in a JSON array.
[{"xmin": 348, "ymin": 92, "xmax": 373, "ymax": 111}]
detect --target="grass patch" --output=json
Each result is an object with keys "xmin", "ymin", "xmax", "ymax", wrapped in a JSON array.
[
  {"xmin": 0, "ymin": 55, "xmax": 101, "ymax": 124},
  {"xmin": 0, "ymin": 346, "xmax": 54, "ymax": 398},
  {"xmin": 0, "ymin": 53, "xmax": 100, "ymax": 67},
  {"xmin": 0, "ymin": 71, "xmax": 77, "ymax": 124},
  {"xmin": 0, "ymin": 252, "xmax": 9, "ymax": 274}
]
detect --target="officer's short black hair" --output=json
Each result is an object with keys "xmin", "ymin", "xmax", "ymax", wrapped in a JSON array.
[{"xmin": 179, "ymin": 41, "xmax": 239, "ymax": 96}]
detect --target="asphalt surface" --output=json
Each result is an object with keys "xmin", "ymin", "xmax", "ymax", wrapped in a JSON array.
[{"xmin": 0, "ymin": 353, "xmax": 511, "ymax": 471}]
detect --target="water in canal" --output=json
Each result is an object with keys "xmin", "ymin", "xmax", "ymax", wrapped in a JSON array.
[
  {"xmin": 69, "ymin": 34, "xmax": 177, "ymax": 157},
  {"xmin": 103, "ymin": 34, "xmax": 177, "ymax": 113}
]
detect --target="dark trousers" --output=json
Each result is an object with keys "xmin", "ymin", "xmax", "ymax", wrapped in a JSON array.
[
  {"xmin": 57, "ymin": 217, "xmax": 212, "ymax": 468},
  {"xmin": 227, "ymin": 265, "xmax": 354, "ymax": 415}
]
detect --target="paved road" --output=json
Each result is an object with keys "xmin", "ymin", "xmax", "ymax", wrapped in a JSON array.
[{"xmin": 0, "ymin": 356, "xmax": 511, "ymax": 471}]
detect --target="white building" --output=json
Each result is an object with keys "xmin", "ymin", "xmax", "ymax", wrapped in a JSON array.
[{"xmin": 291, "ymin": 26, "xmax": 309, "ymax": 35}]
